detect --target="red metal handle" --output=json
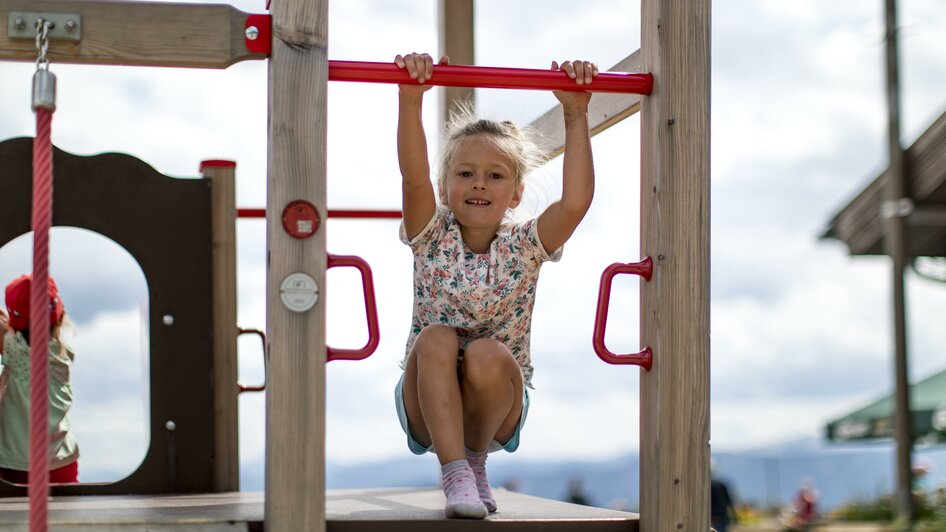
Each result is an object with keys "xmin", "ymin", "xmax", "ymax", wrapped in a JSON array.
[
  {"xmin": 326, "ymin": 254, "xmax": 380, "ymax": 362},
  {"xmin": 237, "ymin": 327, "xmax": 266, "ymax": 393},
  {"xmin": 593, "ymin": 257, "xmax": 654, "ymax": 370},
  {"xmin": 329, "ymin": 61, "xmax": 653, "ymax": 95}
]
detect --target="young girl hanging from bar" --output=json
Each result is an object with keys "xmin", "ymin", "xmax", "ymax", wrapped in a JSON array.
[
  {"xmin": 392, "ymin": 52, "xmax": 598, "ymax": 519},
  {"xmin": 0, "ymin": 274, "xmax": 80, "ymax": 484}
]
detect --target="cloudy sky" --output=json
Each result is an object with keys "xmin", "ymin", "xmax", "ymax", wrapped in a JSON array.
[{"xmin": 1, "ymin": 0, "xmax": 946, "ymax": 484}]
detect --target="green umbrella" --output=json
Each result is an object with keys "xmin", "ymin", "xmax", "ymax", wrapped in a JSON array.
[{"xmin": 825, "ymin": 368, "xmax": 946, "ymax": 443}]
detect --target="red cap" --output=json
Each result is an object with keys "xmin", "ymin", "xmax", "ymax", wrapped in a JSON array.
[{"xmin": 4, "ymin": 274, "xmax": 65, "ymax": 333}]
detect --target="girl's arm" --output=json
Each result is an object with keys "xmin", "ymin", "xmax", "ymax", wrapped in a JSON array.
[
  {"xmin": 537, "ymin": 60, "xmax": 598, "ymax": 254},
  {"xmin": 396, "ymin": 53, "xmax": 444, "ymax": 240}
]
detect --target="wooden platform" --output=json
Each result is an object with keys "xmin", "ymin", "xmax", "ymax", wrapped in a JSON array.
[{"xmin": 0, "ymin": 488, "xmax": 639, "ymax": 531}]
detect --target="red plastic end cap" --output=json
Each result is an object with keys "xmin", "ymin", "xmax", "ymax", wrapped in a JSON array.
[
  {"xmin": 641, "ymin": 73, "xmax": 655, "ymax": 96},
  {"xmin": 639, "ymin": 346, "xmax": 653, "ymax": 372},
  {"xmin": 199, "ymin": 159, "xmax": 237, "ymax": 173},
  {"xmin": 246, "ymin": 14, "xmax": 272, "ymax": 55}
]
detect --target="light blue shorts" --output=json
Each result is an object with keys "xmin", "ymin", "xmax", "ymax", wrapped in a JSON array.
[{"xmin": 394, "ymin": 372, "xmax": 530, "ymax": 455}]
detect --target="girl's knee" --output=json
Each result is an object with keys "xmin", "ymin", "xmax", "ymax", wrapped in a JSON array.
[
  {"xmin": 462, "ymin": 339, "xmax": 516, "ymax": 385},
  {"xmin": 416, "ymin": 325, "xmax": 458, "ymax": 346},
  {"xmin": 412, "ymin": 325, "xmax": 459, "ymax": 364}
]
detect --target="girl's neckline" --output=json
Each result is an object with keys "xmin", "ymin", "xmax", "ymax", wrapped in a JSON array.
[{"xmin": 449, "ymin": 211, "xmax": 504, "ymax": 255}]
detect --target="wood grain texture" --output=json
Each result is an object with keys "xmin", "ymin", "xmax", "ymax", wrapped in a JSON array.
[
  {"xmin": 206, "ymin": 164, "xmax": 240, "ymax": 492},
  {"xmin": 438, "ymin": 0, "xmax": 475, "ymax": 123},
  {"xmin": 639, "ymin": 0, "xmax": 711, "ymax": 530},
  {"xmin": 0, "ymin": 0, "xmax": 264, "ymax": 68},
  {"xmin": 529, "ymin": 50, "xmax": 643, "ymax": 158},
  {"xmin": 264, "ymin": 0, "xmax": 328, "ymax": 530}
]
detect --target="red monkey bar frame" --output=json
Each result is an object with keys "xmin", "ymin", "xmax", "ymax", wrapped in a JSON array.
[
  {"xmin": 329, "ymin": 61, "xmax": 653, "ymax": 95},
  {"xmin": 237, "ymin": 208, "xmax": 401, "ymax": 219},
  {"xmin": 246, "ymin": 17, "xmax": 652, "ymax": 94}
]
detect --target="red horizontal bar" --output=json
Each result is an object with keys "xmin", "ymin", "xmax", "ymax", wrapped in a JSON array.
[
  {"xmin": 329, "ymin": 61, "xmax": 653, "ymax": 95},
  {"xmin": 237, "ymin": 208, "xmax": 402, "ymax": 219}
]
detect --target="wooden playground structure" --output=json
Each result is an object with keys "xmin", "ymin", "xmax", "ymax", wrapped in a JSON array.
[{"xmin": 0, "ymin": 0, "xmax": 709, "ymax": 530}]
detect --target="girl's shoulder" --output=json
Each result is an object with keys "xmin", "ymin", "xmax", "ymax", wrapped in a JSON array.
[
  {"xmin": 402, "ymin": 207, "xmax": 457, "ymax": 249},
  {"xmin": 497, "ymin": 216, "xmax": 539, "ymax": 242},
  {"xmin": 1, "ymin": 332, "xmax": 29, "ymax": 367},
  {"xmin": 498, "ymin": 217, "xmax": 562, "ymax": 263}
]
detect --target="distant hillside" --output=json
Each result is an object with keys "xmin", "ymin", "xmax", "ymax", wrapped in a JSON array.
[{"xmin": 241, "ymin": 439, "xmax": 946, "ymax": 511}]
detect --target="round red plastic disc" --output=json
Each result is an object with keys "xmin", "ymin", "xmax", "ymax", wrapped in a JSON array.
[{"xmin": 281, "ymin": 200, "xmax": 321, "ymax": 239}]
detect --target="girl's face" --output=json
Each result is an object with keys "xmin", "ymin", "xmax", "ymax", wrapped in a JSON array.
[{"xmin": 445, "ymin": 136, "xmax": 524, "ymax": 231}]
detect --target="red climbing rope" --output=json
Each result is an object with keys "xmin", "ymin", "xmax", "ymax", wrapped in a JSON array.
[
  {"xmin": 29, "ymin": 19, "xmax": 56, "ymax": 532},
  {"xmin": 29, "ymin": 106, "xmax": 53, "ymax": 532}
]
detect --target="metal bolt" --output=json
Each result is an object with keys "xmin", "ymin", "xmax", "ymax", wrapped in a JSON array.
[
  {"xmin": 14, "ymin": 18, "xmax": 26, "ymax": 31},
  {"xmin": 165, "ymin": 420, "xmax": 176, "ymax": 432},
  {"xmin": 65, "ymin": 20, "xmax": 77, "ymax": 32},
  {"xmin": 245, "ymin": 26, "xmax": 259, "ymax": 40},
  {"xmin": 162, "ymin": 314, "xmax": 174, "ymax": 326}
]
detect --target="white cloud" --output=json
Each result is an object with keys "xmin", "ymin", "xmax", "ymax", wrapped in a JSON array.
[{"xmin": 68, "ymin": 308, "xmax": 150, "ymax": 482}]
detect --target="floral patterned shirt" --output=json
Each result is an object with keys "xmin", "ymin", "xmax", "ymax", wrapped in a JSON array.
[{"xmin": 400, "ymin": 208, "xmax": 562, "ymax": 388}]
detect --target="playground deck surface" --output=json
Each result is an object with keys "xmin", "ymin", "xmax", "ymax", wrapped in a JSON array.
[{"xmin": 0, "ymin": 487, "xmax": 639, "ymax": 531}]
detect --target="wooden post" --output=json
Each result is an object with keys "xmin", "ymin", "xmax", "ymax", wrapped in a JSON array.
[
  {"xmin": 265, "ymin": 0, "xmax": 328, "ymax": 530},
  {"xmin": 438, "ymin": 0, "xmax": 475, "ymax": 123},
  {"xmin": 882, "ymin": 0, "xmax": 914, "ymax": 522},
  {"xmin": 204, "ymin": 161, "xmax": 240, "ymax": 492},
  {"xmin": 639, "ymin": 0, "xmax": 711, "ymax": 530}
]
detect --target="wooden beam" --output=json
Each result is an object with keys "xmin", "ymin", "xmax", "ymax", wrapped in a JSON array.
[
  {"xmin": 204, "ymin": 161, "xmax": 240, "ymax": 492},
  {"xmin": 438, "ymin": 0, "xmax": 475, "ymax": 123},
  {"xmin": 265, "ymin": 0, "xmax": 327, "ymax": 530},
  {"xmin": 530, "ymin": 50, "xmax": 644, "ymax": 157},
  {"xmin": 0, "ymin": 0, "xmax": 264, "ymax": 68},
  {"xmin": 639, "ymin": 0, "xmax": 711, "ymax": 530}
]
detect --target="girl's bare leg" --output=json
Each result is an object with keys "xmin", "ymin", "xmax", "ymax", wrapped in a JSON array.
[
  {"xmin": 403, "ymin": 325, "xmax": 490, "ymax": 518},
  {"xmin": 459, "ymin": 338, "xmax": 524, "ymax": 513},
  {"xmin": 402, "ymin": 325, "xmax": 465, "ymax": 464},
  {"xmin": 459, "ymin": 338, "xmax": 524, "ymax": 450}
]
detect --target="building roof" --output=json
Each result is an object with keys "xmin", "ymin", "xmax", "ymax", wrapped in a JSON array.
[{"xmin": 820, "ymin": 109, "xmax": 946, "ymax": 257}]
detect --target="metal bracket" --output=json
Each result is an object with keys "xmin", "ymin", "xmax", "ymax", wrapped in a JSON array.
[
  {"xmin": 7, "ymin": 12, "xmax": 82, "ymax": 41},
  {"xmin": 880, "ymin": 197, "xmax": 914, "ymax": 220}
]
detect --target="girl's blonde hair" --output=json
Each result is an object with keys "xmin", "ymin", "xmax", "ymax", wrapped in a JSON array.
[
  {"xmin": 435, "ymin": 104, "xmax": 545, "ymax": 207},
  {"xmin": 52, "ymin": 315, "xmax": 75, "ymax": 361}
]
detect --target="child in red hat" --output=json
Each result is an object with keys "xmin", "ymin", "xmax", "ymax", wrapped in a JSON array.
[{"xmin": 0, "ymin": 274, "xmax": 79, "ymax": 485}]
